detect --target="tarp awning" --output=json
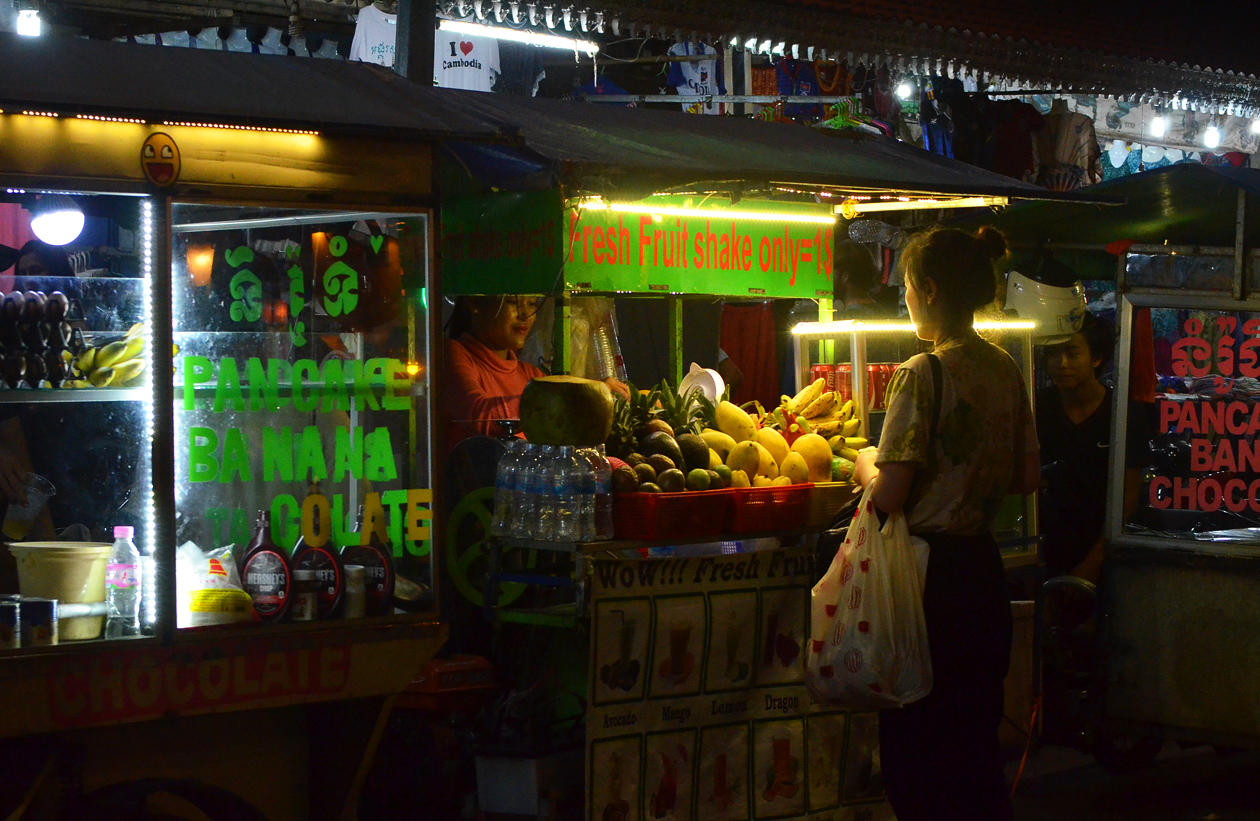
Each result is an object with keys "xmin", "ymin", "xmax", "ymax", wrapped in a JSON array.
[
  {"xmin": 970, "ymin": 164, "xmax": 1260, "ymax": 248},
  {"xmin": 0, "ymin": 32, "xmax": 501, "ymax": 140},
  {"xmin": 440, "ymin": 90, "xmax": 1112, "ymax": 203}
]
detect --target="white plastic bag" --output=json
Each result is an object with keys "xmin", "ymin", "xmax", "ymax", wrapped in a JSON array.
[
  {"xmin": 176, "ymin": 542, "xmax": 257, "ymax": 628},
  {"xmin": 806, "ymin": 483, "xmax": 932, "ymax": 708}
]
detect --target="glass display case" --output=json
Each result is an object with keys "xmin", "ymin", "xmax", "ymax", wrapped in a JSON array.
[
  {"xmin": 0, "ymin": 190, "xmax": 153, "ymax": 645},
  {"xmin": 792, "ymin": 318, "xmax": 1040, "ymax": 564},
  {"xmin": 171, "ymin": 203, "xmax": 435, "ymax": 625}
]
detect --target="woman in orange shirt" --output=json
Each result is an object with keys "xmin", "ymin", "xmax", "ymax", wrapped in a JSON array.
[{"xmin": 444, "ymin": 294, "xmax": 547, "ymax": 445}]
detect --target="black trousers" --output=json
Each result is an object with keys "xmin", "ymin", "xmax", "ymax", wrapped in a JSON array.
[{"xmin": 878, "ymin": 532, "xmax": 1013, "ymax": 821}]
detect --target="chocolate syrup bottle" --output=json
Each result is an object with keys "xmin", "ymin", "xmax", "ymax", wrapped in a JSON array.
[
  {"xmin": 239, "ymin": 510, "xmax": 292, "ymax": 622},
  {"xmin": 290, "ymin": 483, "xmax": 345, "ymax": 619},
  {"xmin": 341, "ymin": 505, "xmax": 395, "ymax": 617}
]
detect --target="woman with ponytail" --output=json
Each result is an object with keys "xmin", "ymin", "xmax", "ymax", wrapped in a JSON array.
[{"xmin": 853, "ymin": 227, "xmax": 1039, "ymax": 820}]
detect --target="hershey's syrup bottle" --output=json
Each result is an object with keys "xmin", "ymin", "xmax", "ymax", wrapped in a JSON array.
[
  {"xmin": 342, "ymin": 504, "xmax": 395, "ymax": 617},
  {"xmin": 290, "ymin": 481, "xmax": 345, "ymax": 619},
  {"xmin": 239, "ymin": 509, "xmax": 293, "ymax": 622}
]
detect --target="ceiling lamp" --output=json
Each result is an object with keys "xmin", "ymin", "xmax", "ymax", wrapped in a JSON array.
[
  {"xmin": 1203, "ymin": 125, "xmax": 1221, "ymax": 149},
  {"xmin": 29, "ymin": 195, "xmax": 84, "ymax": 246},
  {"xmin": 1250, "ymin": 119, "xmax": 1260, "ymax": 135},
  {"xmin": 437, "ymin": 18, "xmax": 598, "ymax": 54},
  {"xmin": 895, "ymin": 80, "xmax": 914, "ymax": 100},
  {"xmin": 16, "ymin": 8, "xmax": 40, "ymax": 37},
  {"xmin": 1149, "ymin": 114, "xmax": 1168, "ymax": 139}
]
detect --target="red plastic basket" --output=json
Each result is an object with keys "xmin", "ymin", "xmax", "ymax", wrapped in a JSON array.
[
  {"xmin": 612, "ymin": 489, "xmax": 734, "ymax": 541},
  {"xmin": 729, "ymin": 484, "xmax": 813, "ymax": 535}
]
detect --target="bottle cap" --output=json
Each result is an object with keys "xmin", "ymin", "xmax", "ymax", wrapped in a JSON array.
[
  {"xmin": 344, "ymin": 564, "xmax": 366, "ymax": 580},
  {"xmin": 113, "ymin": 525, "xmax": 134, "ymax": 538}
]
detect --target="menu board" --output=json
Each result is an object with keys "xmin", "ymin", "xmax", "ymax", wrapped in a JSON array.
[{"xmin": 587, "ymin": 548, "xmax": 891, "ymax": 821}]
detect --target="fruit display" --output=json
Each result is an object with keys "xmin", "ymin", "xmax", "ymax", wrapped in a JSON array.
[
  {"xmin": 743, "ymin": 377, "xmax": 868, "ymax": 482},
  {"xmin": 0, "ymin": 288, "xmax": 147, "ymax": 390},
  {"xmin": 606, "ymin": 378, "xmax": 825, "ymax": 494}
]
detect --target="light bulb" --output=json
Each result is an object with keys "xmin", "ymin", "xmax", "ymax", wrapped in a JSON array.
[
  {"xmin": 29, "ymin": 196, "xmax": 85, "ymax": 246},
  {"xmin": 16, "ymin": 9, "xmax": 40, "ymax": 37},
  {"xmin": 1251, "ymin": 119, "xmax": 1260, "ymax": 135},
  {"xmin": 1149, "ymin": 115, "xmax": 1168, "ymax": 139},
  {"xmin": 1204, "ymin": 125, "xmax": 1221, "ymax": 149},
  {"xmin": 895, "ymin": 81, "xmax": 913, "ymax": 100}
]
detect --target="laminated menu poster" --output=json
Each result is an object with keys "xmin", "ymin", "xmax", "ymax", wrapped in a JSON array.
[{"xmin": 587, "ymin": 549, "xmax": 892, "ymax": 821}]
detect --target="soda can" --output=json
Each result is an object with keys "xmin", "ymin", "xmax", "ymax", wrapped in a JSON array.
[
  {"xmin": 19, "ymin": 597, "xmax": 57, "ymax": 647},
  {"xmin": 810, "ymin": 364, "xmax": 835, "ymax": 392},
  {"xmin": 834, "ymin": 363, "xmax": 853, "ymax": 402},
  {"xmin": 0, "ymin": 600, "xmax": 18, "ymax": 649}
]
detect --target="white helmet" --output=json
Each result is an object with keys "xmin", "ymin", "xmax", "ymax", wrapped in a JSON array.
[{"xmin": 1004, "ymin": 269, "xmax": 1086, "ymax": 344}]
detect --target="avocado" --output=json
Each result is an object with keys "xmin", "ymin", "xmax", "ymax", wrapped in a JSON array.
[
  {"xmin": 676, "ymin": 433, "xmax": 711, "ymax": 473},
  {"xmin": 633, "ymin": 462, "xmax": 657, "ymax": 485},
  {"xmin": 658, "ymin": 468, "xmax": 686, "ymax": 493},
  {"xmin": 647, "ymin": 453, "xmax": 676, "ymax": 476},
  {"xmin": 639, "ymin": 431, "xmax": 685, "ymax": 469},
  {"xmin": 612, "ymin": 466, "xmax": 640, "ymax": 494}
]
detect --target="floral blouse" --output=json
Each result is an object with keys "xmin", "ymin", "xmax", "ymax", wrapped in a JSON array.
[{"xmin": 876, "ymin": 333, "xmax": 1037, "ymax": 535}]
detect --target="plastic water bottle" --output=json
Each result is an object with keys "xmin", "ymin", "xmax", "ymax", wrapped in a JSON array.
[
  {"xmin": 509, "ymin": 443, "xmax": 536, "ymax": 540},
  {"xmin": 105, "ymin": 525, "xmax": 140, "ymax": 638},
  {"xmin": 491, "ymin": 440, "xmax": 521, "ymax": 537},
  {"xmin": 590, "ymin": 445, "xmax": 615, "ymax": 541},
  {"xmin": 528, "ymin": 444, "xmax": 557, "ymax": 540},
  {"xmin": 553, "ymin": 446, "xmax": 580, "ymax": 542},
  {"xmin": 575, "ymin": 448, "xmax": 597, "ymax": 541}
]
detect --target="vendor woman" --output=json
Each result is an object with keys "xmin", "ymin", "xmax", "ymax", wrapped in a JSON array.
[{"xmin": 444, "ymin": 294, "xmax": 629, "ymax": 445}]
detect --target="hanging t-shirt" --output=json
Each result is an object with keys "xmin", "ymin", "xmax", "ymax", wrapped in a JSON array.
[
  {"xmin": 349, "ymin": 3, "xmax": 396, "ymax": 67},
  {"xmin": 775, "ymin": 57, "xmax": 821, "ymax": 120},
  {"xmin": 434, "ymin": 32, "xmax": 500, "ymax": 91},
  {"xmin": 666, "ymin": 42, "xmax": 725, "ymax": 114}
]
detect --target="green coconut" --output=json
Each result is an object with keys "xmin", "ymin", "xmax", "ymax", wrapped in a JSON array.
[{"xmin": 520, "ymin": 375, "xmax": 614, "ymax": 446}]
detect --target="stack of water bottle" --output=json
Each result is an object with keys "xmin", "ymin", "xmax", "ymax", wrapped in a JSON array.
[{"xmin": 490, "ymin": 441, "xmax": 615, "ymax": 542}]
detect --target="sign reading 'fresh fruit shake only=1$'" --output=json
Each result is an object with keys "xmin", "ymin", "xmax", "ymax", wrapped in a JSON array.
[{"xmin": 565, "ymin": 204, "xmax": 835, "ymax": 298}]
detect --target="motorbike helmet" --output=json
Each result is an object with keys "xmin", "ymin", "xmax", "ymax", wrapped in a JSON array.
[{"xmin": 1004, "ymin": 258, "xmax": 1086, "ymax": 344}]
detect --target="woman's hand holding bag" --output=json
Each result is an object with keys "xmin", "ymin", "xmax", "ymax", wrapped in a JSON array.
[{"xmin": 805, "ymin": 482, "xmax": 932, "ymax": 709}]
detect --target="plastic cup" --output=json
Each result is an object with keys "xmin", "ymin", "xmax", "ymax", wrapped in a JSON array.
[
  {"xmin": 1, "ymin": 473, "xmax": 56, "ymax": 541},
  {"xmin": 8, "ymin": 542, "xmax": 111, "ymax": 640}
]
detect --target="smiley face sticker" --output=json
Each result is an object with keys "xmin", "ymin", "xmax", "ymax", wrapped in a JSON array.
[{"xmin": 140, "ymin": 132, "xmax": 180, "ymax": 186}]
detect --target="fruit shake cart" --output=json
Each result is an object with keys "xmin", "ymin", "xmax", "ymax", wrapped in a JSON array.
[
  {"xmin": 0, "ymin": 33, "xmax": 510, "ymax": 819},
  {"xmin": 434, "ymin": 93, "xmax": 1104, "ymax": 817},
  {"xmin": 979, "ymin": 163, "xmax": 1260, "ymax": 756}
]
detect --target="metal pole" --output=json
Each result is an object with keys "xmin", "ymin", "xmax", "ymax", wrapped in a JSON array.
[
  {"xmin": 150, "ymin": 193, "xmax": 177, "ymax": 644},
  {"xmin": 1234, "ymin": 188, "xmax": 1247, "ymax": 300},
  {"xmin": 395, "ymin": 0, "xmax": 435, "ymax": 84},
  {"xmin": 667, "ymin": 295, "xmax": 683, "ymax": 386}
]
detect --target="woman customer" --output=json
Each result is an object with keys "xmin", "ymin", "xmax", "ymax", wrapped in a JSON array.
[{"xmin": 852, "ymin": 227, "xmax": 1039, "ymax": 821}]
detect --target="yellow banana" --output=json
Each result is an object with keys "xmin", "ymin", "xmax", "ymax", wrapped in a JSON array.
[
  {"xmin": 110, "ymin": 358, "xmax": 146, "ymax": 386},
  {"xmin": 96, "ymin": 336, "xmax": 144, "ymax": 369},
  {"xmin": 65, "ymin": 378, "xmax": 91, "ymax": 389},
  {"xmin": 75, "ymin": 347, "xmax": 98, "ymax": 374},
  {"xmin": 828, "ymin": 435, "xmax": 845, "ymax": 452},
  {"xmin": 844, "ymin": 437, "xmax": 869, "ymax": 449},
  {"xmin": 801, "ymin": 390, "xmax": 837, "ymax": 419},
  {"xmin": 837, "ymin": 399, "xmax": 855, "ymax": 422},
  {"xmin": 842, "ymin": 417, "xmax": 862, "ymax": 437},
  {"xmin": 88, "ymin": 366, "xmax": 114, "ymax": 387},
  {"xmin": 815, "ymin": 419, "xmax": 844, "ymax": 437},
  {"xmin": 838, "ymin": 446, "xmax": 861, "ymax": 461},
  {"xmin": 125, "ymin": 322, "xmax": 146, "ymax": 339},
  {"xmin": 787, "ymin": 378, "xmax": 825, "ymax": 414}
]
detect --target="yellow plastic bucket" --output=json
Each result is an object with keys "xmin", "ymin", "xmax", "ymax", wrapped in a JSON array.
[{"xmin": 9, "ymin": 542, "xmax": 111, "ymax": 641}]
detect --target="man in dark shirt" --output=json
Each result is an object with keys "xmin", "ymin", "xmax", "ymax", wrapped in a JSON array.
[{"xmin": 1037, "ymin": 313, "xmax": 1148, "ymax": 581}]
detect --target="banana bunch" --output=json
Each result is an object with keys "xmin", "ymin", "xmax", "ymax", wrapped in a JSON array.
[{"xmin": 67, "ymin": 322, "xmax": 147, "ymax": 388}]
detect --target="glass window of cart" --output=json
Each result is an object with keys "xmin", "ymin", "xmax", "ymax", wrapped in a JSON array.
[
  {"xmin": 1121, "ymin": 304, "xmax": 1260, "ymax": 542},
  {"xmin": 0, "ymin": 191, "xmax": 152, "ymax": 645},
  {"xmin": 171, "ymin": 204, "xmax": 433, "ymax": 626}
]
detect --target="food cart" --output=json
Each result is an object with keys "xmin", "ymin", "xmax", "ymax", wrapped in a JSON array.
[
  {"xmin": 982, "ymin": 163, "xmax": 1260, "ymax": 758},
  {"xmin": 0, "ymin": 32, "xmax": 513, "ymax": 818},
  {"xmin": 433, "ymin": 93, "xmax": 1103, "ymax": 817}
]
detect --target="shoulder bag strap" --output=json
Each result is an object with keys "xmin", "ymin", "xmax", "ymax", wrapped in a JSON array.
[{"xmin": 925, "ymin": 353, "xmax": 943, "ymax": 438}]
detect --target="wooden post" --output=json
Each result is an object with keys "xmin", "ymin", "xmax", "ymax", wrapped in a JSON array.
[{"xmin": 395, "ymin": 0, "xmax": 435, "ymax": 85}]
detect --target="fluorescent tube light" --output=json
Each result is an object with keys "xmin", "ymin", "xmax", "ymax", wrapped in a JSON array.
[{"xmin": 438, "ymin": 19, "xmax": 599, "ymax": 54}]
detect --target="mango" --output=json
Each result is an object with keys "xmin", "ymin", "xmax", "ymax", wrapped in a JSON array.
[
  {"xmin": 708, "ymin": 448, "xmax": 723, "ymax": 470},
  {"xmin": 701, "ymin": 428, "xmax": 738, "ymax": 460},
  {"xmin": 715, "ymin": 401, "xmax": 756, "ymax": 442},
  {"xmin": 791, "ymin": 433, "xmax": 834, "ymax": 483},
  {"xmin": 730, "ymin": 469, "xmax": 751, "ymax": 488},
  {"xmin": 780, "ymin": 451, "xmax": 810, "ymax": 484},
  {"xmin": 771, "ymin": 475, "xmax": 792, "ymax": 486},
  {"xmin": 754, "ymin": 427, "xmax": 789, "ymax": 467},
  {"xmin": 726, "ymin": 440, "xmax": 762, "ymax": 479},
  {"xmin": 753, "ymin": 475, "xmax": 774, "ymax": 487}
]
